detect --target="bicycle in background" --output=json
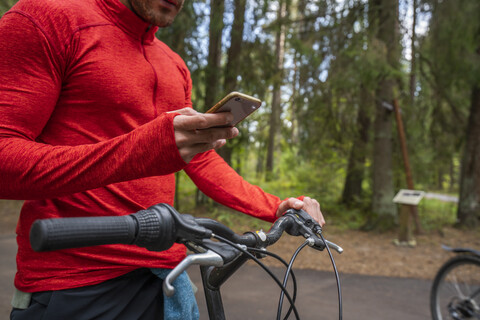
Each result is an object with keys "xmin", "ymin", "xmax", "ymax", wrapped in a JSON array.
[
  {"xmin": 30, "ymin": 203, "xmax": 344, "ymax": 320},
  {"xmin": 430, "ymin": 244, "xmax": 480, "ymax": 320}
]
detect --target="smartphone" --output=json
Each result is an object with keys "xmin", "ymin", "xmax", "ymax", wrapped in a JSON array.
[{"xmin": 206, "ymin": 92, "xmax": 262, "ymax": 127}]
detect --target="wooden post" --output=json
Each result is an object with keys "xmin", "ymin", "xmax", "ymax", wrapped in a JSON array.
[
  {"xmin": 392, "ymin": 99, "xmax": 424, "ymax": 235},
  {"xmin": 398, "ymin": 204, "xmax": 413, "ymax": 243}
]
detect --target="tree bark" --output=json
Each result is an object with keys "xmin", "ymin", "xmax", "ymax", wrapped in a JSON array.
[
  {"xmin": 372, "ymin": 80, "xmax": 396, "ymax": 221},
  {"xmin": 266, "ymin": 0, "xmax": 287, "ymax": 181},
  {"xmin": 457, "ymin": 84, "xmax": 480, "ymax": 228},
  {"xmin": 224, "ymin": 0, "xmax": 246, "ymax": 94},
  {"xmin": 409, "ymin": 0, "xmax": 417, "ymax": 105},
  {"xmin": 203, "ymin": 0, "xmax": 225, "ymax": 112},
  {"xmin": 370, "ymin": 0, "xmax": 399, "ymax": 227},
  {"xmin": 218, "ymin": 0, "xmax": 247, "ymax": 165},
  {"xmin": 291, "ymin": 0, "xmax": 309, "ymax": 148},
  {"xmin": 197, "ymin": 0, "xmax": 225, "ymax": 207},
  {"xmin": 342, "ymin": 86, "xmax": 371, "ymax": 205}
]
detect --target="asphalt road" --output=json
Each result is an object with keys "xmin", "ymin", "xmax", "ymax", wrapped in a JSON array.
[{"xmin": 0, "ymin": 233, "xmax": 432, "ymax": 319}]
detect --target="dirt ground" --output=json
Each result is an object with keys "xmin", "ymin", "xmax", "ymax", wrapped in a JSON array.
[
  {"xmin": 2, "ymin": 200, "xmax": 479, "ymax": 280},
  {"xmin": 0, "ymin": 200, "xmax": 21, "ymax": 235},
  {"xmin": 266, "ymin": 226, "xmax": 480, "ymax": 280}
]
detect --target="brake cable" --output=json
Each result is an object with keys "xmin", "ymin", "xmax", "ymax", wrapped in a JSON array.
[
  {"xmin": 247, "ymin": 247, "xmax": 299, "ymax": 307},
  {"xmin": 318, "ymin": 231, "xmax": 343, "ymax": 320},
  {"xmin": 277, "ymin": 240, "xmax": 310, "ymax": 320},
  {"xmin": 212, "ymin": 234, "xmax": 301, "ymax": 320},
  {"xmin": 248, "ymin": 247, "xmax": 299, "ymax": 320}
]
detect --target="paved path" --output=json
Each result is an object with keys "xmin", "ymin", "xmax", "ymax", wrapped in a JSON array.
[
  {"xmin": 0, "ymin": 234, "xmax": 16, "ymax": 319},
  {"xmin": 189, "ymin": 267, "xmax": 431, "ymax": 319},
  {"xmin": 0, "ymin": 233, "xmax": 432, "ymax": 319},
  {"xmin": 425, "ymin": 192, "xmax": 458, "ymax": 203}
]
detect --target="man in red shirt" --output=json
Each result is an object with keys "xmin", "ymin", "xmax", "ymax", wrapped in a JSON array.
[{"xmin": 0, "ymin": 0, "xmax": 324, "ymax": 318}]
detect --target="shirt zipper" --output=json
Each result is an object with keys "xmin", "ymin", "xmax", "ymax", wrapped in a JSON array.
[{"xmin": 142, "ymin": 25, "xmax": 159, "ymax": 118}]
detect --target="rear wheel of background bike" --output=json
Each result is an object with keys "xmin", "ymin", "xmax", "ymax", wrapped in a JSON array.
[{"xmin": 430, "ymin": 255, "xmax": 480, "ymax": 320}]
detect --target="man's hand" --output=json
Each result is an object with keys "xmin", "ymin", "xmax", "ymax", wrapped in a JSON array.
[
  {"xmin": 275, "ymin": 197, "xmax": 325, "ymax": 227},
  {"xmin": 172, "ymin": 108, "xmax": 239, "ymax": 163}
]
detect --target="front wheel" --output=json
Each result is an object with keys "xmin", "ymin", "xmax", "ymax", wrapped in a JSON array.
[{"xmin": 430, "ymin": 255, "xmax": 480, "ymax": 320}]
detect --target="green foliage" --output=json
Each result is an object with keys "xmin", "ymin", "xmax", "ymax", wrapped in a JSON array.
[
  {"xmin": 200, "ymin": 207, "xmax": 271, "ymax": 233},
  {"xmin": 425, "ymin": 0, "xmax": 480, "ymax": 87},
  {"xmin": 418, "ymin": 197, "xmax": 458, "ymax": 231},
  {"xmin": 0, "ymin": 0, "xmax": 17, "ymax": 16},
  {"xmin": 417, "ymin": 0, "xmax": 479, "ymax": 150},
  {"xmin": 319, "ymin": 200, "xmax": 371, "ymax": 231}
]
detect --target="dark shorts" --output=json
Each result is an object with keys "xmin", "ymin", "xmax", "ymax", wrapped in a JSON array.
[{"xmin": 11, "ymin": 268, "xmax": 164, "ymax": 320}]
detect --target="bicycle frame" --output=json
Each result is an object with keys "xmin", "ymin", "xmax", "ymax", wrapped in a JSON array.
[
  {"xmin": 199, "ymin": 252, "xmax": 250, "ymax": 319},
  {"xmin": 442, "ymin": 244, "xmax": 480, "ymax": 256}
]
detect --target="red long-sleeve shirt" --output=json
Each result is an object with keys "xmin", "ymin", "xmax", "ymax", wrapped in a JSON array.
[{"xmin": 0, "ymin": 0, "xmax": 281, "ymax": 292}]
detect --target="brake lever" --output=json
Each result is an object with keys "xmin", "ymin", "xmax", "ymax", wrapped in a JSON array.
[
  {"xmin": 283, "ymin": 209, "xmax": 320, "ymax": 233},
  {"xmin": 163, "ymin": 250, "xmax": 223, "ymax": 297},
  {"xmin": 161, "ymin": 204, "xmax": 213, "ymax": 241},
  {"xmin": 284, "ymin": 209, "xmax": 343, "ymax": 254},
  {"xmin": 324, "ymin": 239, "xmax": 344, "ymax": 254},
  {"xmin": 283, "ymin": 209, "xmax": 323, "ymax": 244}
]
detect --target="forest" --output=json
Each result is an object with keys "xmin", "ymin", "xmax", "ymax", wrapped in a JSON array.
[{"xmin": 1, "ymin": 0, "xmax": 479, "ymax": 233}]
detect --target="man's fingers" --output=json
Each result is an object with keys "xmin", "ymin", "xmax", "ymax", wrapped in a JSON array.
[
  {"xmin": 275, "ymin": 196, "xmax": 326, "ymax": 227},
  {"xmin": 303, "ymin": 197, "xmax": 325, "ymax": 226},
  {"xmin": 193, "ymin": 127, "xmax": 239, "ymax": 143},
  {"xmin": 286, "ymin": 197, "xmax": 304, "ymax": 210},
  {"xmin": 168, "ymin": 107, "xmax": 198, "ymax": 116},
  {"xmin": 176, "ymin": 127, "xmax": 238, "ymax": 147},
  {"xmin": 174, "ymin": 112, "xmax": 234, "ymax": 131},
  {"xmin": 172, "ymin": 110, "xmax": 239, "ymax": 163},
  {"xmin": 276, "ymin": 197, "xmax": 304, "ymax": 217},
  {"xmin": 178, "ymin": 140, "xmax": 227, "ymax": 163}
]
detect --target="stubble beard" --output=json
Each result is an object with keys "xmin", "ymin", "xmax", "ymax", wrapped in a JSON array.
[{"xmin": 129, "ymin": 0, "xmax": 181, "ymax": 27}]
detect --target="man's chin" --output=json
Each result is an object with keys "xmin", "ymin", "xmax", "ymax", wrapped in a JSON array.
[
  {"xmin": 151, "ymin": 15, "xmax": 176, "ymax": 28},
  {"xmin": 156, "ymin": 20, "xmax": 174, "ymax": 28}
]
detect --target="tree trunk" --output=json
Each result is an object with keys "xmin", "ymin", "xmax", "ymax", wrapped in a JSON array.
[
  {"xmin": 197, "ymin": 0, "xmax": 225, "ymax": 207},
  {"xmin": 457, "ymin": 84, "xmax": 480, "ymax": 228},
  {"xmin": 218, "ymin": 0, "xmax": 247, "ymax": 165},
  {"xmin": 256, "ymin": 145, "xmax": 265, "ymax": 179},
  {"xmin": 370, "ymin": 0, "xmax": 399, "ymax": 228},
  {"xmin": 372, "ymin": 80, "xmax": 396, "ymax": 224},
  {"xmin": 409, "ymin": 0, "xmax": 417, "ymax": 105},
  {"xmin": 203, "ymin": 0, "xmax": 225, "ymax": 112},
  {"xmin": 342, "ymin": 86, "xmax": 371, "ymax": 205},
  {"xmin": 266, "ymin": 0, "xmax": 287, "ymax": 181},
  {"xmin": 224, "ymin": 0, "xmax": 246, "ymax": 94},
  {"xmin": 291, "ymin": 0, "xmax": 308, "ymax": 147}
]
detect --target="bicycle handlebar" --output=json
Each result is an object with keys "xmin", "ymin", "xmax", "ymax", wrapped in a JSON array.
[
  {"xmin": 30, "ymin": 204, "xmax": 211, "ymax": 252},
  {"xmin": 30, "ymin": 215, "xmax": 138, "ymax": 252},
  {"xmin": 31, "ymin": 203, "xmax": 338, "ymax": 253}
]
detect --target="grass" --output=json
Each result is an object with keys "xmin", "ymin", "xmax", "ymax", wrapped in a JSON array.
[
  {"xmin": 418, "ymin": 198, "xmax": 458, "ymax": 231},
  {"xmin": 176, "ymin": 197, "xmax": 458, "ymax": 237},
  {"xmin": 189, "ymin": 205, "xmax": 272, "ymax": 233}
]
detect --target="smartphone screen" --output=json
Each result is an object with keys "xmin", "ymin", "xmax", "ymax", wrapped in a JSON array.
[{"xmin": 206, "ymin": 92, "xmax": 262, "ymax": 127}]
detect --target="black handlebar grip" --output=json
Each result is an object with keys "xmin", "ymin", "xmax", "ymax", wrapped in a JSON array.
[
  {"xmin": 30, "ymin": 215, "xmax": 137, "ymax": 252},
  {"xmin": 131, "ymin": 204, "xmax": 177, "ymax": 252}
]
